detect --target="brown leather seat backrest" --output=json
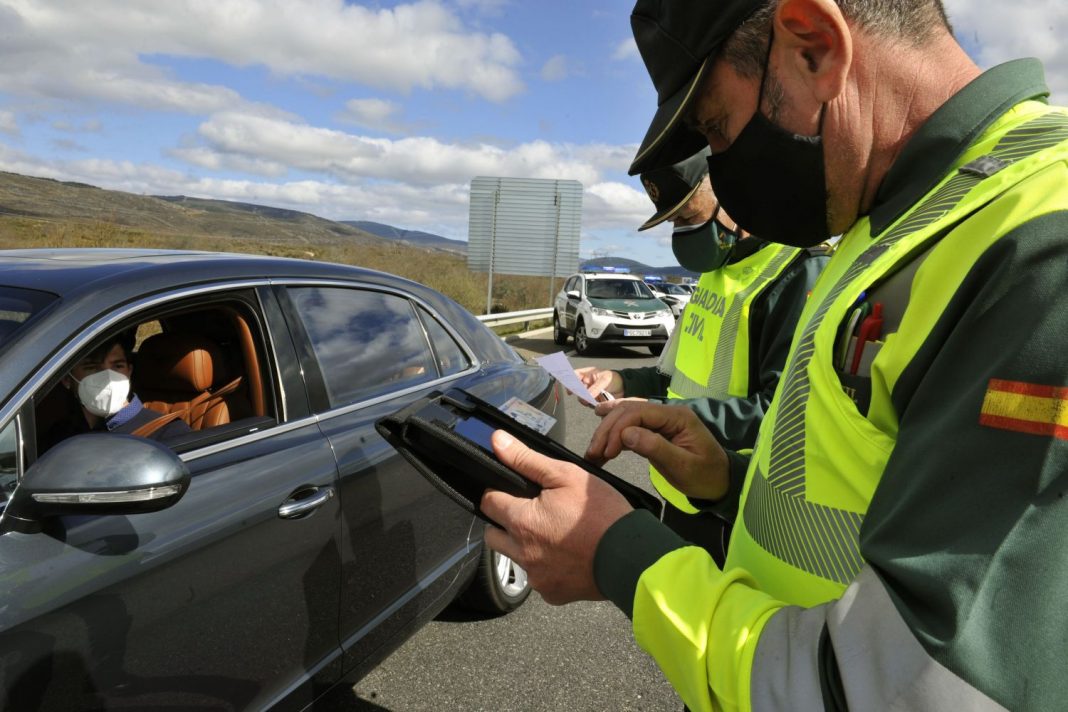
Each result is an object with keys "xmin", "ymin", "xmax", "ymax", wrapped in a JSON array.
[{"xmin": 135, "ymin": 332, "xmax": 233, "ymax": 430}]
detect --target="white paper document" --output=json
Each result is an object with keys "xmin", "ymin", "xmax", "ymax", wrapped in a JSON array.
[{"xmin": 533, "ymin": 351, "xmax": 599, "ymax": 406}]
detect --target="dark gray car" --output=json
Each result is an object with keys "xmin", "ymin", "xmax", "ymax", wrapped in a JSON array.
[{"xmin": 0, "ymin": 249, "xmax": 561, "ymax": 710}]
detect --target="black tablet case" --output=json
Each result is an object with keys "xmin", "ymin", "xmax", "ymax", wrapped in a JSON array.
[{"xmin": 376, "ymin": 388, "xmax": 663, "ymax": 525}]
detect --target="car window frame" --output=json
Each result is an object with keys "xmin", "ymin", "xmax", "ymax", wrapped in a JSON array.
[
  {"xmin": 0, "ymin": 411, "xmax": 24, "ymax": 505},
  {"xmin": 271, "ymin": 279, "xmax": 482, "ymax": 423}
]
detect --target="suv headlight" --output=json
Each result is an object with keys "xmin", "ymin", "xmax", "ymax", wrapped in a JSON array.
[
  {"xmin": 656, "ymin": 309, "xmax": 673, "ymax": 318},
  {"xmin": 591, "ymin": 307, "xmax": 613, "ymax": 317}
]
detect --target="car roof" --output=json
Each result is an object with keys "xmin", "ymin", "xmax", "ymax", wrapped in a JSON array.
[{"xmin": 0, "ymin": 248, "xmax": 420, "ymax": 299}]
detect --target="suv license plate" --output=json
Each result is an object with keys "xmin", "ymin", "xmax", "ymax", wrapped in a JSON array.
[{"xmin": 624, "ymin": 329, "xmax": 652, "ymax": 337}]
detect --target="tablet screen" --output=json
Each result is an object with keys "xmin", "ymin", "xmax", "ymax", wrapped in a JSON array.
[{"xmin": 452, "ymin": 414, "xmax": 498, "ymax": 455}]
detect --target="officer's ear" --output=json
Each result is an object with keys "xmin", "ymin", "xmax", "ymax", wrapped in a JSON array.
[{"xmin": 774, "ymin": 0, "xmax": 851, "ymax": 106}]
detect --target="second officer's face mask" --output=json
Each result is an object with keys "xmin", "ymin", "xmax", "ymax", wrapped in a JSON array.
[
  {"xmin": 704, "ymin": 31, "xmax": 831, "ymax": 247},
  {"xmin": 73, "ymin": 369, "xmax": 130, "ymax": 417},
  {"xmin": 671, "ymin": 212, "xmax": 735, "ymax": 273}
]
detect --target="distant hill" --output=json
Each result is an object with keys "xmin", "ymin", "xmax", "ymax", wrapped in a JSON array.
[
  {"xmin": 342, "ymin": 220, "xmax": 468, "ymax": 255},
  {"xmin": 581, "ymin": 256, "xmax": 696, "ymax": 280},
  {"xmin": 0, "ymin": 171, "xmax": 384, "ymax": 250}
]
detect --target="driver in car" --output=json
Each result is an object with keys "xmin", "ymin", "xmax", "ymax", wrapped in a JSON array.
[{"xmin": 40, "ymin": 332, "xmax": 191, "ymax": 454}]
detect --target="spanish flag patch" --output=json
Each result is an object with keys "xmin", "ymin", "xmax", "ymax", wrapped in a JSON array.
[{"xmin": 979, "ymin": 379, "xmax": 1068, "ymax": 440}]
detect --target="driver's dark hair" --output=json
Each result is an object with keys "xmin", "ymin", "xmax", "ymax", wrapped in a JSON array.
[
  {"xmin": 723, "ymin": 0, "xmax": 953, "ymax": 78},
  {"xmin": 84, "ymin": 329, "xmax": 136, "ymax": 364}
]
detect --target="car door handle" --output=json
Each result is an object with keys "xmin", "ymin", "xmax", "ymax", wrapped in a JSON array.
[{"xmin": 277, "ymin": 486, "xmax": 335, "ymax": 519}]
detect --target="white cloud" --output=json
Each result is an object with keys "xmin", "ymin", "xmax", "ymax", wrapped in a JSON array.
[
  {"xmin": 540, "ymin": 55, "xmax": 570, "ymax": 82},
  {"xmin": 337, "ymin": 98, "xmax": 406, "ymax": 134},
  {"xmin": 945, "ymin": 0, "xmax": 1068, "ymax": 99},
  {"xmin": 0, "ymin": 0, "xmax": 525, "ymax": 110},
  {"xmin": 0, "ymin": 111, "xmax": 17, "ymax": 136},
  {"xmin": 583, "ymin": 181, "xmax": 651, "ymax": 230},
  {"xmin": 184, "ymin": 111, "xmax": 620, "ymax": 187},
  {"xmin": 611, "ymin": 37, "xmax": 639, "ymax": 61}
]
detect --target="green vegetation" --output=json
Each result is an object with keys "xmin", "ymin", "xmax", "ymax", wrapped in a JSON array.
[{"xmin": 0, "ymin": 172, "xmax": 559, "ymax": 317}]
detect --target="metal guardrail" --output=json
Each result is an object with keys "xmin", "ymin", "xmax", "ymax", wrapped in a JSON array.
[{"xmin": 477, "ymin": 307, "xmax": 553, "ymax": 330}]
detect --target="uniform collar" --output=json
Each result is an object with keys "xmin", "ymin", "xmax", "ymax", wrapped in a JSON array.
[
  {"xmin": 728, "ymin": 236, "xmax": 769, "ymax": 263},
  {"xmin": 869, "ymin": 59, "xmax": 1050, "ymax": 236}
]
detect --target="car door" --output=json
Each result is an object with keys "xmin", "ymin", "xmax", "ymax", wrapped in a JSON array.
[
  {"xmin": 0, "ymin": 286, "xmax": 343, "ymax": 712},
  {"xmin": 564, "ymin": 276, "xmax": 582, "ymax": 329},
  {"xmin": 275, "ymin": 283, "xmax": 476, "ymax": 675}
]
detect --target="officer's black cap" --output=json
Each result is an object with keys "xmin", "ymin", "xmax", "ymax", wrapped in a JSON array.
[
  {"xmin": 628, "ymin": 0, "xmax": 764, "ymax": 176},
  {"xmin": 637, "ymin": 148, "xmax": 711, "ymax": 231}
]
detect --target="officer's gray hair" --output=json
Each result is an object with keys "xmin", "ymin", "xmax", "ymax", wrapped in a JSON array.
[{"xmin": 722, "ymin": 0, "xmax": 953, "ymax": 78}]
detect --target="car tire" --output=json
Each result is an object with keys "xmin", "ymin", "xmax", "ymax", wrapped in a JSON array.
[
  {"xmin": 457, "ymin": 545, "xmax": 531, "ymax": 615},
  {"xmin": 648, "ymin": 343, "xmax": 665, "ymax": 356},
  {"xmin": 552, "ymin": 312, "xmax": 568, "ymax": 345},
  {"xmin": 574, "ymin": 320, "xmax": 592, "ymax": 355}
]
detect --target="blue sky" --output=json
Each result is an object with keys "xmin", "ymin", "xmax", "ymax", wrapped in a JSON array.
[{"xmin": 0, "ymin": 0, "xmax": 1065, "ymax": 267}]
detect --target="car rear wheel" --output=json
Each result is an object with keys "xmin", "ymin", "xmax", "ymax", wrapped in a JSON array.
[
  {"xmin": 648, "ymin": 343, "xmax": 665, "ymax": 356},
  {"xmin": 574, "ymin": 320, "xmax": 591, "ymax": 355},
  {"xmin": 552, "ymin": 313, "xmax": 568, "ymax": 345},
  {"xmin": 458, "ymin": 545, "xmax": 531, "ymax": 615}
]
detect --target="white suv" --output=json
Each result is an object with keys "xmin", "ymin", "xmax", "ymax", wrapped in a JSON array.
[{"xmin": 553, "ymin": 273, "xmax": 675, "ymax": 355}]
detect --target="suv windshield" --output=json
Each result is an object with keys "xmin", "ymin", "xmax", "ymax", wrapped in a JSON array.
[
  {"xmin": 0, "ymin": 286, "xmax": 57, "ymax": 345},
  {"xmin": 586, "ymin": 279, "xmax": 655, "ymax": 300}
]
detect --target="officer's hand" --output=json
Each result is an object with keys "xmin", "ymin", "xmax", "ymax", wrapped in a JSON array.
[
  {"xmin": 482, "ymin": 430, "xmax": 632, "ymax": 605},
  {"xmin": 573, "ymin": 366, "xmax": 623, "ymax": 402},
  {"xmin": 586, "ymin": 401, "xmax": 729, "ymax": 501}
]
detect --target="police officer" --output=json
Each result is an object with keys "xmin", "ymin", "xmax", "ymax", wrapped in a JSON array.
[
  {"xmin": 576, "ymin": 149, "xmax": 827, "ymax": 564},
  {"xmin": 483, "ymin": 1, "xmax": 1068, "ymax": 710}
]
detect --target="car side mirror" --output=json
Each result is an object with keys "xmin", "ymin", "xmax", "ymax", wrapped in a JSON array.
[
  {"xmin": 566, "ymin": 290, "xmax": 580, "ymax": 300},
  {"xmin": 1, "ymin": 433, "xmax": 191, "ymax": 534}
]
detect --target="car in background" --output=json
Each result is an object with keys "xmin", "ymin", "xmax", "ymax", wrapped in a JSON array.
[
  {"xmin": 655, "ymin": 282, "xmax": 693, "ymax": 319},
  {"xmin": 553, "ymin": 272, "xmax": 674, "ymax": 356},
  {"xmin": 0, "ymin": 249, "xmax": 560, "ymax": 711}
]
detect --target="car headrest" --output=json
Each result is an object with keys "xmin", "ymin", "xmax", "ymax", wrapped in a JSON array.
[{"xmin": 136, "ymin": 332, "xmax": 224, "ymax": 393}]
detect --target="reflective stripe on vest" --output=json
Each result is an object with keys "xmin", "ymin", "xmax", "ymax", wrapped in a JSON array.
[
  {"xmin": 728, "ymin": 105, "xmax": 1068, "ymax": 607},
  {"xmin": 652, "ymin": 243, "xmax": 802, "ymax": 512}
]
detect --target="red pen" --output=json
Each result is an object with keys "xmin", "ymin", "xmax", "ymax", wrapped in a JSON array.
[{"xmin": 850, "ymin": 302, "xmax": 883, "ymax": 375}]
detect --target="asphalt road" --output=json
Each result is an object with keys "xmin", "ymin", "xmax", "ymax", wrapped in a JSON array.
[{"xmin": 336, "ymin": 331, "xmax": 682, "ymax": 711}]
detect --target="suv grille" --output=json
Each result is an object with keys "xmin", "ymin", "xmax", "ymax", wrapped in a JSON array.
[{"xmin": 612, "ymin": 310, "xmax": 659, "ymax": 320}]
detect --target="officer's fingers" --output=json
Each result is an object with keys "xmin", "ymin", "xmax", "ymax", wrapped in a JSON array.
[
  {"xmin": 619, "ymin": 425, "xmax": 693, "ymax": 478},
  {"xmin": 482, "ymin": 508, "xmax": 523, "ymax": 561},
  {"xmin": 586, "ymin": 402, "xmax": 647, "ymax": 463},
  {"xmin": 491, "ymin": 429, "xmax": 574, "ymax": 489},
  {"xmin": 574, "ymin": 366, "xmax": 599, "ymax": 387}
]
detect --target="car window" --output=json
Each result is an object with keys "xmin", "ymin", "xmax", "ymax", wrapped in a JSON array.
[
  {"xmin": 587, "ymin": 279, "xmax": 655, "ymax": 300},
  {"xmin": 288, "ymin": 287, "xmax": 436, "ymax": 408},
  {"xmin": 33, "ymin": 297, "xmax": 277, "ymax": 459},
  {"xmin": 0, "ymin": 418, "xmax": 17, "ymax": 505},
  {"xmin": 417, "ymin": 307, "xmax": 470, "ymax": 377}
]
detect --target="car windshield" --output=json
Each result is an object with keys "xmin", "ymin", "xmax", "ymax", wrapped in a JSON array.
[
  {"xmin": 662, "ymin": 284, "xmax": 688, "ymax": 295},
  {"xmin": 586, "ymin": 279, "xmax": 655, "ymax": 300},
  {"xmin": 0, "ymin": 286, "xmax": 58, "ymax": 345}
]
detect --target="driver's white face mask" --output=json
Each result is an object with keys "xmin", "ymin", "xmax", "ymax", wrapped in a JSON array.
[{"xmin": 73, "ymin": 369, "xmax": 130, "ymax": 417}]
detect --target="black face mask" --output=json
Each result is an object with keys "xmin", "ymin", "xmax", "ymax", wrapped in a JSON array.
[{"xmin": 705, "ymin": 35, "xmax": 831, "ymax": 247}]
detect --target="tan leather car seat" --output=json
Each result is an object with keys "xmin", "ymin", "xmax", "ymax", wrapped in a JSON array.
[{"xmin": 135, "ymin": 333, "xmax": 241, "ymax": 430}]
